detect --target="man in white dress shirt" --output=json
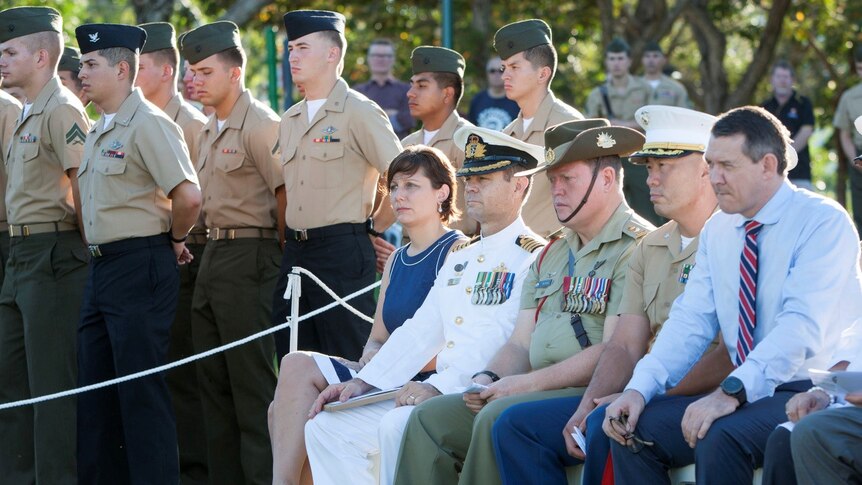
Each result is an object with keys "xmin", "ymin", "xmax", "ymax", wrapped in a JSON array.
[
  {"xmin": 603, "ymin": 106, "xmax": 862, "ymax": 484},
  {"xmin": 303, "ymin": 127, "xmax": 546, "ymax": 485}
]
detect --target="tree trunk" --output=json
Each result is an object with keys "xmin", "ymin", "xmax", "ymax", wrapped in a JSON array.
[
  {"xmin": 219, "ymin": 0, "xmax": 273, "ymax": 26},
  {"xmin": 684, "ymin": 0, "xmax": 727, "ymax": 114},
  {"xmin": 724, "ymin": 0, "xmax": 791, "ymax": 109},
  {"xmin": 132, "ymin": 0, "xmax": 176, "ymax": 23}
]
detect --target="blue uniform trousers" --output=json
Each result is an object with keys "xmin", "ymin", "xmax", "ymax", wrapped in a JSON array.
[
  {"xmin": 77, "ymin": 234, "xmax": 180, "ymax": 485},
  {"xmin": 271, "ymin": 225, "xmax": 375, "ymax": 362},
  {"xmin": 762, "ymin": 426, "xmax": 797, "ymax": 485},
  {"xmin": 492, "ymin": 397, "xmax": 610, "ymax": 485},
  {"xmin": 610, "ymin": 381, "xmax": 809, "ymax": 485}
]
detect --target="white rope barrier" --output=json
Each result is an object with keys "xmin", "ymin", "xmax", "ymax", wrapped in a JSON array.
[{"xmin": 0, "ymin": 266, "xmax": 380, "ymax": 411}]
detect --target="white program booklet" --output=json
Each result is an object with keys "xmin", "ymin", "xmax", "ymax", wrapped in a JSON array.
[{"xmin": 809, "ymin": 369, "xmax": 862, "ymax": 399}]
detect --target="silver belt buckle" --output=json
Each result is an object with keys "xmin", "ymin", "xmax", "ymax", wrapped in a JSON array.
[
  {"xmin": 88, "ymin": 245, "xmax": 102, "ymax": 258},
  {"xmin": 295, "ymin": 229, "xmax": 308, "ymax": 241}
]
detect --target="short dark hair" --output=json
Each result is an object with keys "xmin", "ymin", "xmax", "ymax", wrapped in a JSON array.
[
  {"xmin": 319, "ymin": 30, "xmax": 346, "ymax": 61},
  {"xmin": 215, "ymin": 46, "xmax": 246, "ymax": 69},
  {"xmin": 522, "ymin": 43, "xmax": 557, "ymax": 81},
  {"xmin": 369, "ymin": 38, "xmax": 394, "ymax": 50},
  {"xmin": 500, "ymin": 167, "xmax": 532, "ymax": 202},
  {"xmin": 430, "ymin": 71, "xmax": 463, "ymax": 107},
  {"xmin": 771, "ymin": 59, "xmax": 794, "ymax": 77},
  {"xmin": 147, "ymin": 47, "xmax": 180, "ymax": 80},
  {"xmin": 711, "ymin": 106, "xmax": 792, "ymax": 174},
  {"xmin": 386, "ymin": 145, "xmax": 460, "ymax": 224},
  {"xmin": 98, "ymin": 47, "xmax": 138, "ymax": 83},
  {"xmin": 594, "ymin": 155, "xmax": 622, "ymax": 185}
]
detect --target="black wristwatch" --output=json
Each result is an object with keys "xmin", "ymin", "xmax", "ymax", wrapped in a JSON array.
[
  {"xmin": 720, "ymin": 376, "xmax": 747, "ymax": 406},
  {"xmin": 472, "ymin": 370, "xmax": 500, "ymax": 382},
  {"xmin": 365, "ymin": 218, "xmax": 383, "ymax": 237}
]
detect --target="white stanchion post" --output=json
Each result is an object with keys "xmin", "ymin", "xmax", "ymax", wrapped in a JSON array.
[{"xmin": 284, "ymin": 267, "xmax": 303, "ymax": 353}]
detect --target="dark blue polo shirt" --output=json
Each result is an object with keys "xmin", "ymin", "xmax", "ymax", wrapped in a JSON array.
[{"xmin": 762, "ymin": 90, "xmax": 815, "ymax": 181}]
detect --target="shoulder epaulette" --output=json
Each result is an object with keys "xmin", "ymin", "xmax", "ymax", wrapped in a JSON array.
[
  {"xmin": 624, "ymin": 219, "xmax": 653, "ymax": 240},
  {"xmin": 516, "ymin": 234, "xmax": 546, "ymax": 253},
  {"xmin": 451, "ymin": 235, "xmax": 480, "ymax": 253},
  {"xmin": 546, "ymin": 228, "xmax": 565, "ymax": 241}
]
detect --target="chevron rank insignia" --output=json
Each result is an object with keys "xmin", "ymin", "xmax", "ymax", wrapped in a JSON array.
[
  {"xmin": 65, "ymin": 123, "xmax": 86, "ymax": 146},
  {"xmin": 271, "ymin": 140, "xmax": 280, "ymax": 156},
  {"xmin": 516, "ymin": 235, "xmax": 546, "ymax": 253}
]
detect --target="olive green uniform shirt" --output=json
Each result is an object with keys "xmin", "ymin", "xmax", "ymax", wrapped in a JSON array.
[
  {"xmin": 645, "ymin": 74, "xmax": 689, "ymax": 108},
  {"xmin": 585, "ymin": 75, "xmax": 651, "ymax": 120},
  {"xmin": 616, "ymin": 220, "xmax": 715, "ymax": 351},
  {"xmin": 503, "ymin": 92, "xmax": 583, "ymax": 238},
  {"xmin": 520, "ymin": 203, "xmax": 653, "ymax": 370},
  {"xmin": 197, "ymin": 90, "xmax": 282, "ymax": 229},
  {"xmin": 0, "ymin": 91, "xmax": 22, "ymax": 227},
  {"xmin": 834, "ymin": 82, "xmax": 862, "ymax": 148},
  {"xmin": 78, "ymin": 89, "xmax": 199, "ymax": 244},
  {"xmin": 280, "ymin": 78, "xmax": 403, "ymax": 229},
  {"xmin": 5, "ymin": 77, "xmax": 89, "ymax": 225},
  {"xmin": 401, "ymin": 111, "xmax": 477, "ymax": 234}
]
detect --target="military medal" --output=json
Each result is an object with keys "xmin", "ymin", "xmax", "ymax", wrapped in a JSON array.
[
  {"xmin": 314, "ymin": 126, "xmax": 340, "ymax": 143},
  {"xmin": 222, "ymin": 148, "xmax": 238, "ymax": 154},
  {"xmin": 19, "ymin": 134, "xmax": 37, "ymax": 143},
  {"xmin": 679, "ymin": 263, "xmax": 695, "ymax": 284}
]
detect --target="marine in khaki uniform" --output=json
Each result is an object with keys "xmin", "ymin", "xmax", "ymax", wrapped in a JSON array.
[
  {"xmin": 57, "ymin": 45, "xmax": 91, "ymax": 109},
  {"xmin": 491, "ymin": 106, "xmax": 734, "ymax": 485},
  {"xmin": 182, "ymin": 21, "xmax": 283, "ymax": 485},
  {"xmin": 74, "ymin": 23, "xmax": 201, "ymax": 484},
  {"xmin": 274, "ymin": 10, "xmax": 403, "ymax": 361},
  {"xmin": 401, "ymin": 46, "xmax": 476, "ymax": 235},
  {"xmin": 0, "ymin": 79, "xmax": 21, "ymax": 281},
  {"xmin": 306, "ymin": 126, "xmax": 546, "ymax": 485},
  {"xmin": 395, "ymin": 119, "xmax": 653, "ymax": 485},
  {"xmin": 495, "ymin": 19, "xmax": 584, "ymax": 238},
  {"xmin": 641, "ymin": 41, "xmax": 689, "ymax": 108},
  {"xmin": 586, "ymin": 37, "xmax": 662, "ymax": 228},
  {"xmin": 136, "ymin": 21, "xmax": 210, "ymax": 485},
  {"xmin": 0, "ymin": 7, "xmax": 90, "ymax": 484},
  {"xmin": 834, "ymin": 45, "xmax": 862, "ymax": 235}
]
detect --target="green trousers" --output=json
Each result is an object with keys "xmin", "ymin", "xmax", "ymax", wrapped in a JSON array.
[
  {"xmin": 167, "ymin": 241, "xmax": 209, "ymax": 485},
  {"xmin": 395, "ymin": 387, "xmax": 585, "ymax": 485},
  {"xmin": 191, "ymin": 238, "xmax": 279, "ymax": 485},
  {"xmin": 0, "ymin": 231, "xmax": 9, "ymax": 283},
  {"xmin": 0, "ymin": 230, "xmax": 88, "ymax": 485}
]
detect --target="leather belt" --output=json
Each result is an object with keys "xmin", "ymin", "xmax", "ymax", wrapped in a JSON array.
[
  {"xmin": 187, "ymin": 233, "xmax": 208, "ymax": 245},
  {"xmin": 209, "ymin": 227, "xmax": 278, "ymax": 241},
  {"xmin": 8, "ymin": 221, "xmax": 77, "ymax": 238},
  {"xmin": 287, "ymin": 223, "xmax": 364, "ymax": 242},
  {"xmin": 88, "ymin": 233, "xmax": 169, "ymax": 258}
]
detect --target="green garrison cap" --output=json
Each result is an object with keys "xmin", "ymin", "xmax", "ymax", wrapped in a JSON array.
[
  {"xmin": 58, "ymin": 46, "xmax": 80, "ymax": 72},
  {"xmin": 493, "ymin": 19, "xmax": 551, "ymax": 60},
  {"xmin": 180, "ymin": 21, "xmax": 241, "ymax": 64},
  {"xmin": 139, "ymin": 22, "xmax": 176, "ymax": 54},
  {"xmin": 0, "ymin": 6, "xmax": 62, "ymax": 44},
  {"xmin": 411, "ymin": 46, "xmax": 465, "ymax": 77},
  {"xmin": 606, "ymin": 37, "xmax": 631, "ymax": 55},
  {"xmin": 643, "ymin": 40, "xmax": 663, "ymax": 54},
  {"xmin": 517, "ymin": 119, "xmax": 644, "ymax": 176}
]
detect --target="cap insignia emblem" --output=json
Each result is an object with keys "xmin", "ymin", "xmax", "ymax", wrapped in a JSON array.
[
  {"xmin": 596, "ymin": 132, "xmax": 616, "ymax": 149},
  {"xmin": 465, "ymin": 134, "xmax": 487, "ymax": 160},
  {"xmin": 423, "ymin": 57, "xmax": 430, "ymax": 64},
  {"xmin": 545, "ymin": 147, "xmax": 556, "ymax": 164},
  {"xmin": 507, "ymin": 40, "xmax": 514, "ymax": 48},
  {"xmin": 637, "ymin": 110, "xmax": 649, "ymax": 127},
  {"xmin": 89, "ymin": 32, "xmax": 100, "ymax": 43}
]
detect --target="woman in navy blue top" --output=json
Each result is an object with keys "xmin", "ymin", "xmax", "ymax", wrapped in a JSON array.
[{"xmin": 270, "ymin": 146, "xmax": 466, "ymax": 484}]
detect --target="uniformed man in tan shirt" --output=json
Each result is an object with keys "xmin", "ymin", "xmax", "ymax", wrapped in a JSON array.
[
  {"xmin": 641, "ymin": 41, "xmax": 689, "ymax": 108},
  {"xmin": 395, "ymin": 119, "xmax": 653, "ymax": 485},
  {"xmin": 57, "ymin": 46, "xmax": 91, "ymax": 108},
  {"xmin": 0, "ymin": 76, "xmax": 21, "ymax": 283},
  {"xmin": 0, "ymin": 7, "xmax": 90, "ymax": 484},
  {"xmin": 494, "ymin": 19, "xmax": 584, "ymax": 238},
  {"xmin": 136, "ymin": 21, "xmax": 210, "ymax": 485},
  {"xmin": 834, "ymin": 45, "xmax": 862, "ymax": 235},
  {"xmin": 586, "ymin": 37, "xmax": 662, "ymax": 227},
  {"xmin": 74, "ymin": 23, "xmax": 201, "ymax": 484},
  {"xmin": 275, "ymin": 10, "xmax": 402, "ymax": 361},
  {"xmin": 488, "ymin": 106, "xmax": 733, "ymax": 485},
  {"xmin": 401, "ymin": 46, "xmax": 475, "ymax": 236},
  {"xmin": 182, "ymin": 21, "xmax": 283, "ymax": 485}
]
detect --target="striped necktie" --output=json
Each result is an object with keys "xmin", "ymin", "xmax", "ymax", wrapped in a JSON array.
[{"xmin": 736, "ymin": 220, "xmax": 763, "ymax": 366}]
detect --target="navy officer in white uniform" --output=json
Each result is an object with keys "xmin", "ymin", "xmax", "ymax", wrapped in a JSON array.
[{"xmin": 304, "ymin": 126, "xmax": 547, "ymax": 485}]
